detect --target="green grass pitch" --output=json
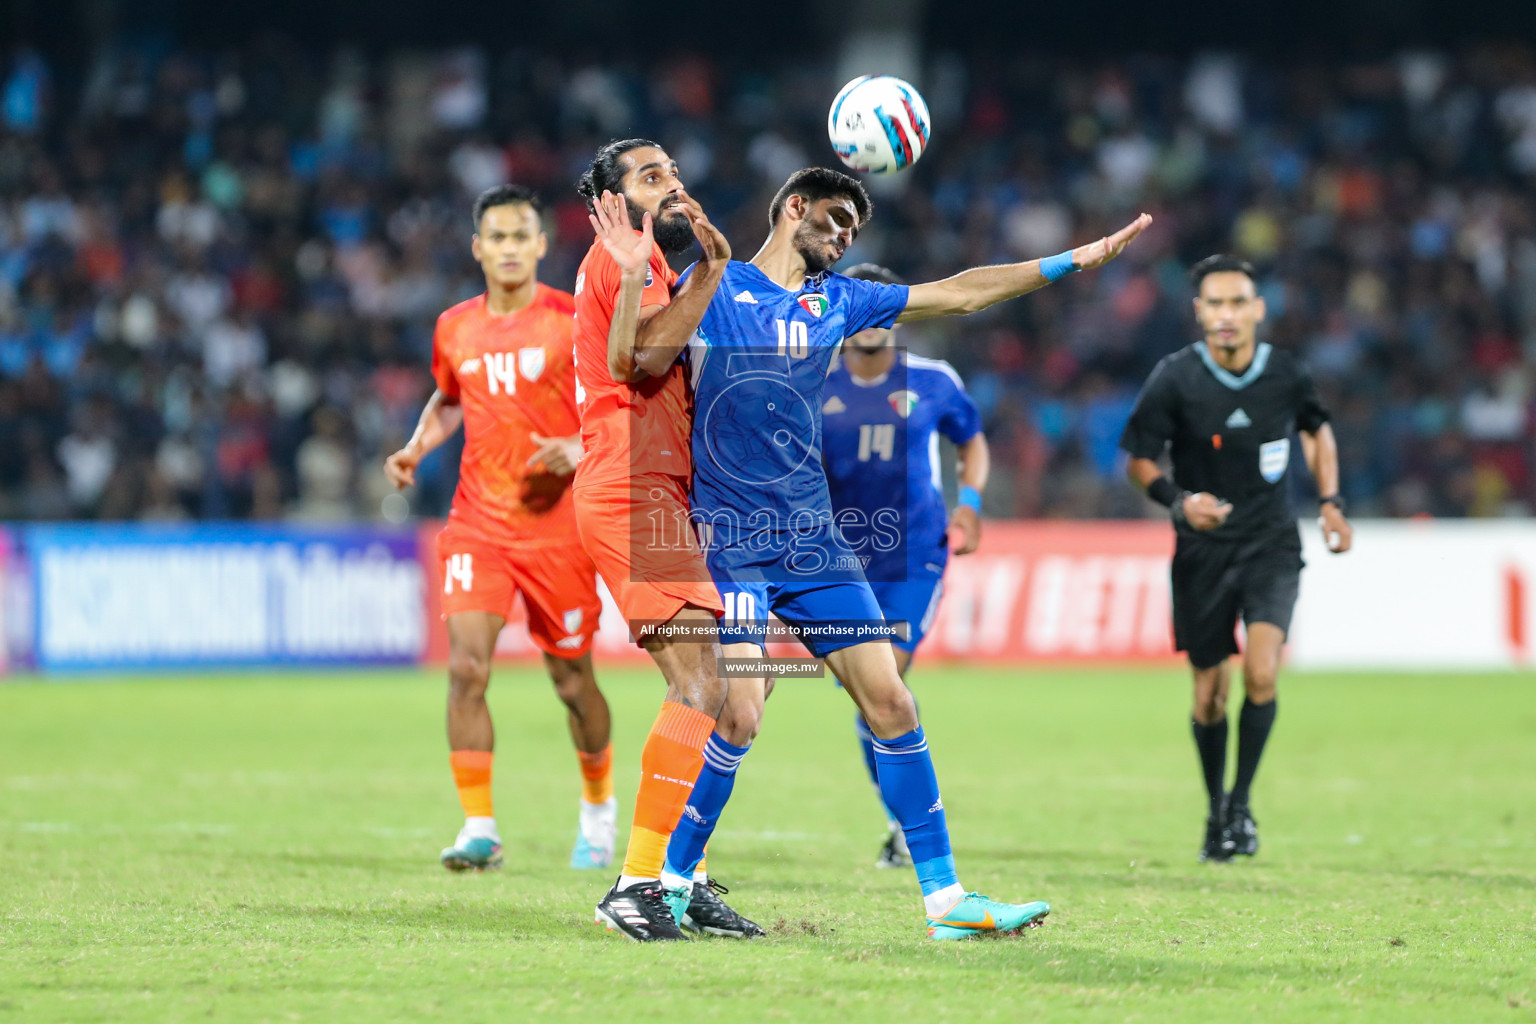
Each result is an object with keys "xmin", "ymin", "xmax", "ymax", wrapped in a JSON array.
[{"xmin": 1, "ymin": 665, "xmax": 1532, "ymax": 1023}]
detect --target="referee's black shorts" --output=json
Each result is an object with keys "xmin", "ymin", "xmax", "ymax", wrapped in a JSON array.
[{"xmin": 1170, "ymin": 528, "xmax": 1303, "ymax": 670}]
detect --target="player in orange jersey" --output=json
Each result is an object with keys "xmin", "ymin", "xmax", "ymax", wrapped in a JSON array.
[
  {"xmin": 572, "ymin": 140, "xmax": 761, "ymax": 941},
  {"xmin": 385, "ymin": 185, "xmax": 614, "ymax": 874}
]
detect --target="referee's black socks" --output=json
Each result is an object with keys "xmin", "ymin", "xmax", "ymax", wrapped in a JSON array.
[
  {"xmin": 1190, "ymin": 717, "xmax": 1228, "ymax": 817},
  {"xmin": 1229, "ymin": 698, "xmax": 1278, "ymax": 808}
]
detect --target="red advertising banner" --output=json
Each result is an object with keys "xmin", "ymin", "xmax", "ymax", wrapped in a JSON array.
[
  {"xmin": 924, "ymin": 521, "xmax": 1177, "ymax": 662},
  {"xmin": 419, "ymin": 520, "xmax": 1179, "ymax": 665}
]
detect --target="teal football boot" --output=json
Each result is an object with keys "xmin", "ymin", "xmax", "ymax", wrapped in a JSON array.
[
  {"xmin": 926, "ymin": 893, "xmax": 1050, "ymax": 940},
  {"xmin": 440, "ymin": 834, "xmax": 503, "ymax": 872}
]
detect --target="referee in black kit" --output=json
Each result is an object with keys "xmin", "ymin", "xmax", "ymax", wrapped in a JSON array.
[{"xmin": 1120, "ymin": 254, "xmax": 1353, "ymax": 863}]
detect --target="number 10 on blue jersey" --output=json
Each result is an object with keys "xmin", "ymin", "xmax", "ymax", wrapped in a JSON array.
[{"xmin": 775, "ymin": 319, "xmax": 809, "ymax": 358}]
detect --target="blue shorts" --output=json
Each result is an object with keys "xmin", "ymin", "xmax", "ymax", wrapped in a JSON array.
[
  {"xmin": 704, "ymin": 524, "xmax": 889, "ymax": 658},
  {"xmin": 868, "ymin": 575, "xmax": 945, "ymax": 654}
]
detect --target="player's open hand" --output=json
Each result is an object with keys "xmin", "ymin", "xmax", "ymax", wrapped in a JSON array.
[
  {"xmin": 589, "ymin": 190, "xmax": 653, "ymax": 277},
  {"xmin": 1071, "ymin": 213, "xmax": 1154, "ymax": 272},
  {"xmin": 528, "ymin": 433, "xmax": 582, "ymax": 476},
  {"xmin": 675, "ymin": 189, "xmax": 731, "ymax": 264},
  {"xmin": 947, "ymin": 504, "xmax": 981, "ymax": 555},
  {"xmin": 1319, "ymin": 505, "xmax": 1353, "ymax": 553},
  {"xmin": 1181, "ymin": 491, "xmax": 1232, "ymax": 531},
  {"xmin": 383, "ymin": 444, "xmax": 421, "ymax": 489}
]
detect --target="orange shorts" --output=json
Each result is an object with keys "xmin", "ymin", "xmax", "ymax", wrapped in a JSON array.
[
  {"xmin": 436, "ymin": 524, "xmax": 602, "ymax": 658},
  {"xmin": 572, "ymin": 472, "xmax": 723, "ymax": 637}
]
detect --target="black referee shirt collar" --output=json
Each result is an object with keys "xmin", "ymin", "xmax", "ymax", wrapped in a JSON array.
[{"xmin": 1195, "ymin": 341, "xmax": 1272, "ymax": 390}]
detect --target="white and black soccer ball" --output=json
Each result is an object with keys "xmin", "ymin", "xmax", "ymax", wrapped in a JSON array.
[{"xmin": 827, "ymin": 75, "xmax": 931, "ymax": 175}]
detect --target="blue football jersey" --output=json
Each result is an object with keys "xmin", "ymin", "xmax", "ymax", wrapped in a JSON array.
[
  {"xmin": 684, "ymin": 261, "xmax": 909, "ymax": 539},
  {"xmin": 822, "ymin": 352, "xmax": 982, "ymax": 582}
]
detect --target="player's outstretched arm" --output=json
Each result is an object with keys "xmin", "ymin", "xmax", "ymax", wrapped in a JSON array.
[
  {"xmin": 589, "ymin": 190, "xmax": 653, "ymax": 382},
  {"xmin": 897, "ymin": 213, "xmax": 1152, "ymax": 323},
  {"xmin": 1301, "ymin": 423, "xmax": 1352, "ymax": 553},
  {"xmin": 384, "ymin": 389, "xmax": 464, "ymax": 488},
  {"xmin": 630, "ymin": 190, "xmax": 731, "ymax": 379},
  {"xmin": 948, "ymin": 433, "xmax": 990, "ymax": 555}
]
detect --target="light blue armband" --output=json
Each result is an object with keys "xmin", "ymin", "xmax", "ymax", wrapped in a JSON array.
[
  {"xmin": 958, "ymin": 486, "xmax": 983, "ymax": 512},
  {"xmin": 1040, "ymin": 250, "xmax": 1078, "ymax": 282}
]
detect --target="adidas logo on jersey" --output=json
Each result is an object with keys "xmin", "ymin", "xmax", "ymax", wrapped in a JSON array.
[
  {"xmin": 1225, "ymin": 408, "xmax": 1252, "ymax": 428},
  {"xmin": 458, "ymin": 357, "xmax": 482, "ymax": 375},
  {"xmin": 734, "ymin": 290, "xmax": 758, "ymax": 304},
  {"xmin": 822, "ymin": 395, "xmax": 847, "ymax": 414}
]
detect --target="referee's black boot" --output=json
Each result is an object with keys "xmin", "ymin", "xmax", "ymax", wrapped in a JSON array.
[
  {"xmin": 1199, "ymin": 804, "xmax": 1230, "ymax": 862},
  {"xmin": 1222, "ymin": 802, "xmax": 1259, "ymax": 858}
]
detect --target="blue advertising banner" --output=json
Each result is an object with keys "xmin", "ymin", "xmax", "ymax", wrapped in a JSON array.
[{"xmin": 17, "ymin": 523, "xmax": 427, "ymax": 671}]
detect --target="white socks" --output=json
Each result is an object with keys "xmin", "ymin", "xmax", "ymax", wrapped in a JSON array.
[
  {"xmin": 923, "ymin": 883, "xmax": 967, "ymax": 919},
  {"xmin": 460, "ymin": 816, "xmax": 499, "ymax": 842},
  {"xmin": 579, "ymin": 796, "xmax": 617, "ymax": 846}
]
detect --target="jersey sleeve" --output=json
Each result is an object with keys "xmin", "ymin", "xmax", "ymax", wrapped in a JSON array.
[
  {"xmin": 1119, "ymin": 358, "xmax": 1178, "ymax": 459},
  {"xmin": 642, "ymin": 250, "xmax": 674, "ymax": 309},
  {"xmin": 1294, "ymin": 363, "xmax": 1330, "ymax": 433},
  {"xmin": 429, "ymin": 316, "xmax": 459, "ymax": 398},
  {"xmin": 934, "ymin": 367, "xmax": 983, "ymax": 444},
  {"xmin": 844, "ymin": 278, "xmax": 910, "ymax": 335}
]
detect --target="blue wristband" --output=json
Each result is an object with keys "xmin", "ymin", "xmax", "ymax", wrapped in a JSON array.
[
  {"xmin": 1040, "ymin": 250, "xmax": 1078, "ymax": 282},
  {"xmin": 958, "ymin": 486, "xmax": 983, "ymax": 512}
]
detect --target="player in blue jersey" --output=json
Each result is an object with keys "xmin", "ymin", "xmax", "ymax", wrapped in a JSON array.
[
  {"xmin": 612, "ymin": 166, "xmax": 1150, "ymax": 939},
  {"xmin": 821, "ymin": 262, "xmax": 990, "ymax": 870}
]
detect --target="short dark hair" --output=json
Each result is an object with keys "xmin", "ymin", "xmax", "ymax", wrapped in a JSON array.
[
  {"xmin": 843, "ymin": 263, "xmax": 903, "ymax": 285},
  {"xmin": 768, "ymin": 167, "xmax": 872, "ymax": 230},
  {"xmin": 473, "ymin": 184, "xmax": 543, "ymax": 230},
  {"xmin": 576, "ymin": 138, "xmax": 663, "ymax": 213},
  {"xmin": 1188, "ymin": 254, "xmax": 1256, "ymax": 290}
]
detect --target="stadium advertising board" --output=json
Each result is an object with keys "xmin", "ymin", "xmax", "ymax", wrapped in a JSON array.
[
  {"xmin": 1290, "ymin": 519, "xmax": 1536, "ymax": 669},
  {"xmin": 417, "ymin": 520, "xmax": 1181, "ymax": 665},
  {"xmin": 926, "ymin": 522, "xmax": 1178, "ymax": 662},
  {"xmin": 12, "ymin": 519, "xmax": 1535, "ymax": 672},
  {"xmin": 20, "ymin": 524, "xmax": 426, "ymax": 671}
]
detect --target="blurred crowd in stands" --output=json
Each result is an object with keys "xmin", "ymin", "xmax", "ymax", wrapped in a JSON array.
[{"xmin": 4, "ymin": 39, "xmax": 1536, "ymax": 522}]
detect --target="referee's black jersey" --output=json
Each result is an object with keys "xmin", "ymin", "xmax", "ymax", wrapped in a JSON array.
[{"xmin": 1119, "ymin": 342, "xmax": 1330, "ymax": 542}]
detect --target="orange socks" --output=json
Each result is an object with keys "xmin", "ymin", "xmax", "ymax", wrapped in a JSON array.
[
  {"xmin": 620, "ymin": 701, "xmax": 715, "ymax": 879},
  {"xmin": 450, "ymin": 749, "xmax": 494, "ymax": 819},
  {"xmin": 577, "ymin": 745, "xmax": 614, "ymax": 804}
]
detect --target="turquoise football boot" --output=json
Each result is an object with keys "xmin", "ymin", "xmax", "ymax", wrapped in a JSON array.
[
  {"xmin": 570, "ymin": 831, "xmax": 613, "ymax": 870},
  {"xmin": 926, "ymin": 893, "xmax": 1050, "ymax": 940},
  {"xmin": 570, "ymin": 797, "xmax": 617, "ymax": 870},
  {"xmin": 662, "ymin": 884, "xmax": 693, "ymax": 927},
  {"xmin": 440, "ymin": 834, "xmax": 503, "ymax": 872}
]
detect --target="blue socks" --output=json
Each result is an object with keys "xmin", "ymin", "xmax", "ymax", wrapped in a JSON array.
[
  {"xmin": 854, "ymin": 713, "xmax": 898, "ymax": 823},
  {"xmin": 662, "ymin": 732, "xmax": 749, "ymax": 881},
  {"xmin": 871, "ymin": 726, "xmax": 958, "ymax": 896}
]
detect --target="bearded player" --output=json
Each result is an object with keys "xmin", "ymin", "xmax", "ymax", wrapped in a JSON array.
[
  {"xmin": 385, "ymin": 185, "xmax": 613, "ymax": 874},
  {"xmin": 573, "ymin": 140, "xmax": 762, "ymax": 941},
  {"xmin": 635, "ymin": 167, "xmax": 1150, "ymax": 939}
]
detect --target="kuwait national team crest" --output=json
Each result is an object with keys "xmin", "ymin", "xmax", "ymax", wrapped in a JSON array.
[
  {"xmin": 798, "ymin": 293, "xmax": 829, "ymax": 318},
  {"xmin": 888, "ymin": 390, "xmax": 919, "ymax": 418}
]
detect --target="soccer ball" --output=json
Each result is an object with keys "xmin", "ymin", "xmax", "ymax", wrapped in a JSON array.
[{"xmin": 827, "ymin": 75, "xmax": 931, "ymax": 175}]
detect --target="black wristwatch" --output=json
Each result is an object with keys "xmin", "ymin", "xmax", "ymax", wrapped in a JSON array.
[{"xmin": 1319, "ymin": 494, "xmax": 1347, "ymax": 514}]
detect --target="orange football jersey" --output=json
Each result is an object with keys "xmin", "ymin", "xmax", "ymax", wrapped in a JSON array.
[
  {"xmin": 571, "ymin": 235, "xmax": 693, "ymax": 485},
  {"xmin": 430, "ymin": 286, "xmax": 581, "ymax": 549}
]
